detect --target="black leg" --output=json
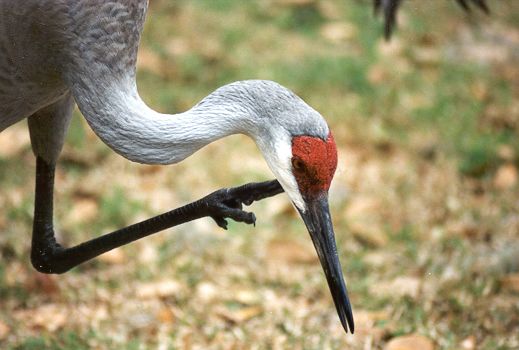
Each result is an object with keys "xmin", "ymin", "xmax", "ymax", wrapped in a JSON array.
[{"xmin": 31, "ymin": 157, "xmax": 284, "ymax": 274}]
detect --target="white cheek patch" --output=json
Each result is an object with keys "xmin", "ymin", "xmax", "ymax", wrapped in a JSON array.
[{"xmin": 255, "ymin": 132, "xmax": 307, "ymax": 213}]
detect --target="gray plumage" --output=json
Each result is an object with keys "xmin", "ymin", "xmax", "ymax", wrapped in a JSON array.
[{"xmin": 0, "ymin": 0, "xmax": 328, "ymax": 169}]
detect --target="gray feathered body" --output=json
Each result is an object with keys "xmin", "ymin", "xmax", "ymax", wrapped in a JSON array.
[{"xmin": 0, "ymin": 0, "xmax": 147, "ymax": 131}]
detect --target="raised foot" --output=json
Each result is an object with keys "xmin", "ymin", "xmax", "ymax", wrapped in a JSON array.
[{"xmin": 201, "ymin": 180, "xmax": 283, "ymax": 229}]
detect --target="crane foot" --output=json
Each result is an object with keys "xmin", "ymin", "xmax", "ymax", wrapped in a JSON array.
[{"xmin": 200, "ymin": 180, "xmax": 283, "ymax": 229}]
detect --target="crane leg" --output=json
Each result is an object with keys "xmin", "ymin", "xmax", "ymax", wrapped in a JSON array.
[
  {"xmin": 30, "ymin": 157, "xmax": 282, "ymax": 274},
  {"xmin": 27, "ymin": 97, "xmax": 284, "ymax": 274}
]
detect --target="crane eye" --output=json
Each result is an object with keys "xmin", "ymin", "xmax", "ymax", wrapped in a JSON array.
[{"xmin": 292, "ymin": 158, "xmax": 306, "ymax": 171}]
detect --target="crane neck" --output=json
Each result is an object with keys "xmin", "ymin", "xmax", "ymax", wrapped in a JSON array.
[{"xmin": 71, "ymin": 77, "xmax": 262, "ymax": 165}]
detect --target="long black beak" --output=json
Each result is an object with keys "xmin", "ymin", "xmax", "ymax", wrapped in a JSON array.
[{"xmin": 298, "ymin": 194, "xmax": 354, "ymax": 334}]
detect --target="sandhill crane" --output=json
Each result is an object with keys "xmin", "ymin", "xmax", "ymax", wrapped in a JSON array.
[
  {"xmin": 0, "ymin": 0, "xmax": 492, "ymax": 335},
  {"xmin": 0, "ymin": 0, "xmax": 354, "ymax": 333}
]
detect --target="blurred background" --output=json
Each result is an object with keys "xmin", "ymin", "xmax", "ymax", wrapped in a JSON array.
[{"xmin": 0, "ymin": 0, "xmax": 518, "ymax": 348}]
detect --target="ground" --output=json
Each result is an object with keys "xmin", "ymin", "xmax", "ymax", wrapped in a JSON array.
[{"xmin": 0, "ymin": 0, "xmax": 518, "ymax": 349}]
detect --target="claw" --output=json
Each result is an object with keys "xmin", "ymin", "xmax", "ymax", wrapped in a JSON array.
[
  {"xmin": 247, "ymin": 212, "xmax": 256, "ymax": 225},
  {"xmin": 202, "ymin": 180, "xmax": 283, "ymax": 230},
  {"xmin": 212, "ymin": 216, "xmax": 229, "ymax": 229}
]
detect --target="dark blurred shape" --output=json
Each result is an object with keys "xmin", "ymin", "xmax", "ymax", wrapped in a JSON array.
[
  {"xmin": 373, "ymin": 0, "xmax": 490, "ymax": 40},
  {"xmin": 373, "ymin": 0, "xmax": 401, "ymax": 40}
]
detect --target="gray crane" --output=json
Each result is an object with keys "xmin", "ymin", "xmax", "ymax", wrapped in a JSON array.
[
  {"xmin": 0, "ymin": 0, "xmax": 492, "ymax": 335},
  {"xmin": 0, "ymin": 0, "xmax": 354, "ymax": 333}
]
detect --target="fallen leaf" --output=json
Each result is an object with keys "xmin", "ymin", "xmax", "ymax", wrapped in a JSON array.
[
  {"xmin": 182, "ymin": 332, "xmax": 193, "ymax": 350},
  {"xmin": 217, "ymin": 305, "xmax": 263, "ymax": 324},
  {"xmin": 59, "ymin": 149, "xmax": 99, "ymax": 167},
  {"xmin": 447, "ymin": 221, "xmax": 480, "ymax": 239},
  {"xmin": 349, "ymin": 220, "xmax": 388, "ymax": 248},
  {"xmin": 372, "ymin": 276, "xmax": 421, "ymax": 299},
  {"xmin": 137, "ymin": 280, "xmax": 182, "ymax": 299},
  {"xmin": 353, "ymin": 310, "xmax": 389, "ymax": 339},
  {"xmin": 14, "ymin": 304, "xmax": 67, "ymax": 332},
  {"xmin": 460, "ymin": 335, "xmax": 476, "ymax": 350},
  {"xmin": 320, "ymin": 22, "xmax": 356, "ymax": 43},
  {"xmin": 25, "ymin": 272, "xmax": 60, "ymax": 295},
  {"xmin": 345, "ymin": 196, "xmax": 382, "ymax": 219},
  {"xmin": 412, "ymin": 47, "xmax": 441, "ymax": 66},
  {"xmin": 64, "ymin": 198, "xmax": 99, "ymax": 226},
  {"xmin": 346, "ymin": 196, "xmax": 387, "ymax": 247},
  {"xmin": 266, "ymin": 196, "xmax": 297, "ymax": 218},
  {"xmin": 364, "ymin": 251, "xmax": 395, "ymax": 268},
  {"xmin": 0, "ymin": 125, "xmax": 30, "ymax": 157},
  {"xmin": 138, "ymin": 244, "xmax": 158, "ymax": 264},
  {"xmin": 98, "ymin": 248, "xmax": 126, "ymax": 265},
  {"xmin": 318, "ymin": 1, "xmax": 341, "ymax": 20},
  {"xmin": 471, "ymin": 81, "xmax": 489, "ymax": 101},
  {"xmin": 0, "ymin": 320, "xmax": 10, "ymax": 340},
  {"xmin": 196, "ymin": 281, "xmax": 218, "ymax": 302},
  {"xmin": 165, "ymin": 38, "xmax": 190, "ymax": 57},
  {"xmin": 501, "ymin": 273, "xmax": 519, "ymax": 293},
  {"xmin": 5, "ymin": 262, "xmax": 29, "ymax": 287},
  {"xmin": 368, "ymin": 64, "xmax": 389, "ymax": 85},
  {"xmin": 497, "ymin": 145, "xmax": 515, "ymax": 161},
  {"xmin": 156, "ymin": 307, "xmax": 176, "ymax": 324},
  {"xmin": 494, "ymin": 164, "xmax": 518, "ymax": 190},
  {"xmin": 278, "ymin": 0, "xmax": 315, "ymax": 6},
  {"xmin": 127, "ymin": 311, "xmax": 155, "ymax": 330},
  {"xmin": 137, "ymin": 47, "xmax": 164, "ymax": 75},
  {"xmin": 377, "ymin": 37, "xmax": 403, "ymax": 56},
  {"xmin": 232, "ymin": 288, "xmax": 261, "ymax": 305},
  {"xmin": 267, "ymin": 239, "xmax": 318, "ymax": 264},
  {"xmin": 385, "ymin": 334, "xmax": 434, "ymax": 350}
]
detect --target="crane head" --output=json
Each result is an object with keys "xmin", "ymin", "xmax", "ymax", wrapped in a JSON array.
[
  {"xmin": 288, "ymin": 132, "xmax": 354, "ymax": 334},
  {"xmin": 256, "ymin": 125, "xmax": 354, "ymax": 334},
  {"xmin": 224, "ymin": 79, "xmax": 353, "ymax": 332}
]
